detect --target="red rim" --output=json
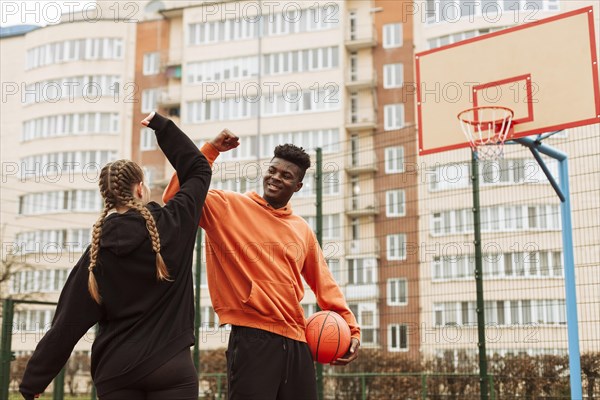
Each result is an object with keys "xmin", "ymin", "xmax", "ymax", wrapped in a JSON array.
[{"xmin": 457, "ymin": 106, "xmax": 514, "ymax": 126}]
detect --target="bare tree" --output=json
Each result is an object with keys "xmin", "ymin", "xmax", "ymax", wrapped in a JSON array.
[
  {"xmin": 65, "ymin": 352, "xmax": 91, "ymax": 395},
  {"xmin": 9, "ymin": 355, "xmax": 30, "ymax": 391},
  {"xmin": 0, "ymin": 225, "xmax": 35, "ymax": 304}
]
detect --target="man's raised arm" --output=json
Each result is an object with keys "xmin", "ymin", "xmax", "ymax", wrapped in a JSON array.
[{"xmin": 162, "ymin": 129, "xmax": 239, "ymax": 204}]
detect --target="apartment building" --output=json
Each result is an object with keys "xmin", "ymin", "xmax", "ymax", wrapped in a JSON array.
[
  {"xmin": 413, "ymin": 0, "xmax": 600, "ymax": 358},
  {"xmin": 0, "ymin": 2, "xmax": 139, "ymax": 359}
]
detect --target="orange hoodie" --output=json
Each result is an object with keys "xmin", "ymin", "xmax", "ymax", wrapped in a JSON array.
[{"xmin": 163, "ymin": 143, "xmax": 360, "ymax": 343}]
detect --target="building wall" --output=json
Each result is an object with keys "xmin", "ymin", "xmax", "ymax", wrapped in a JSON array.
[
  {"xmin": 372, "ymin": 0, "xmax": 420, "ymax": 356},
  {"xmin": 132, "ymin": 18, "xmax": 171, "ymax": 203},
  {"xmin": 2, "ymin": 9, "xmax": 138, "ymax": 355}
]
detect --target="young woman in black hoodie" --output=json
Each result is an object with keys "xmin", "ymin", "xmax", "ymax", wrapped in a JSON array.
[{"xmin": 19, "ymin": 113, "xmax": 238, "ymax": 400}]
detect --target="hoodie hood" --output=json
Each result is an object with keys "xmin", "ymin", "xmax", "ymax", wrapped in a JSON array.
[
  {"xmin": 99, "ymin": 202, "xmax": 161, "ymax": 256},
  {"xmin": 247, "ymin": 191, "xmax": 293, "ymax": 217}
]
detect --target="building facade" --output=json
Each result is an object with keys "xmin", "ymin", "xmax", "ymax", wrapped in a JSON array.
[{"xmin": 1, "ymin": 2, "xmax": 139, "ymax": 365}]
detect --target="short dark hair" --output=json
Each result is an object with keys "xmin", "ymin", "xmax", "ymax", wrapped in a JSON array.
[{"xmin": 273, "ymin": 144, "xmax": 311, "ymax": 181}]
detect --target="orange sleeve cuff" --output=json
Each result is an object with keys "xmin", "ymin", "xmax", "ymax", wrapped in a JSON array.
[{"xmin": 162, "ymin": 142, "xmax": 219, "ymax": 204}]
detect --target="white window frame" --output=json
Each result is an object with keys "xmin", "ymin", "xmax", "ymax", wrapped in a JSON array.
[
  {"xmin": 141, "ymin": 89, "xmax": 158, "ymax": 113},
  {"xmin": 347, "ymin": 258, "xmax": 377, "ymax": 285},
  {"xmin": 388, "ymin": 324, "xmax": 409, "ymax": 352},
  {"xmin": 383, "ymin": 63, "xmax": 403, "ymax": 88},
  {"xmin": 140, "ymin": 128, "xmax": 158, "ymax": 151},
  {"xmin": 143, "ymin": 52, "xmax": 160, "ymax": 75},
  {"xmin": 386, "ymin": 234, "xmax": 406, "ymax": 261},
  {"xmin": 383, "ymin": 23, "xmax": 402, "ymax": 48},
  {"xmin": 384, "ymin": 103, "xmax": 405, "ymax": 130},
  {"xmin": 384, "ymin": 146, "xmax": 404, "ymax": 174},
  {"xmin": 387, "ymin": 278, "xmax": 408, "ymax": 306},
  {"xmin": 386, "ymin": 189, "xmax": 406, "ymax": 217},
  {"xmin": 354, "ymin": 302, "xmax": 378, "ymax": 345}
]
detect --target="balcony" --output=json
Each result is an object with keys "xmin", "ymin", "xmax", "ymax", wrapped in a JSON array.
[
  {"xmin": 157, "ymin": 85, "xmax": 181, "ymax": 107},
  {"xmin": 345, "ymin": 283, "xmax": 379, "ymax": 301},
  {"xmin": 346, "ymin": 116, "xmax": 377, "ymax": 133},
  {"xmin": 346, "ymin": 70, "xmax": 377, "ymax": 91},
  {"xmin": 346, "ymin": 193, "xmax": 379, "ymax": 217},
  {"xmin": 346, "ymin": 238, "xmax": 380, "ymax": 256},
  {"xmin": 345, "ymin": 26, "xmax": 377, "ymax": 51},
  {"xmin": 346, "ymin": 152, "xmax": 377, "ymax": 174},
  {"xmin": 164, "ymin": 64, "xmax": 182, "ymax": 79}
]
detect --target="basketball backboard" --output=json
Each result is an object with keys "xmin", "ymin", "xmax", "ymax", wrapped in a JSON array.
[{"xmin": 415, "ymin": 6, "xmax": 600, "ymax": 155}]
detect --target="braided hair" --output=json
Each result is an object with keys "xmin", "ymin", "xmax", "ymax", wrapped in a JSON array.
[{"xmin": 88, "ymin": 160, "xmax": 169, "ymax": 303}]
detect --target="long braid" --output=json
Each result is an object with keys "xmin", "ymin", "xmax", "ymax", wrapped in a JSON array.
[
  {"xmin": 88, "ymin": 162, "xmax": 118, "ymax": 303},
  {"xmin": 115, "ymin": 163, "xmax": 171, "ymax": 281},
  {"xmin": 88, "ymin": 204, "xmax": 111, "ymax": 303},
  {"xmin": 126, "ymin": 200, "xmax": 170, "ymax": 281}
]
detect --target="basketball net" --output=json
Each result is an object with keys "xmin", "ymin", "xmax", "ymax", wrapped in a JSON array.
[{"xmin": 458, "ymin": 106, "xmax": 514, "ymax": 161}]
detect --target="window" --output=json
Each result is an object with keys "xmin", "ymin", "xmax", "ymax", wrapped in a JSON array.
[
  {"xmin": 349, "ymin": 11, "xmax": 357, "ymax": 40},
  {"xmin": 389, "ymin": 324, "xmax": 408, "ymax": 351},
  {"xmin": 347, "ymin": 258, "xmax": 376, "ymax": 284},
  {"xmin": 327, "ymin": 259, "xmax": 342, "ymax": 283},
  {"xmin": 384, "ymin": 104, "xmax": 404, "ymax": 130},
  {"xmin": 141, "ymin": 89, "xmax": 158, "ymax": 113},
  {"xmin": 350, "ymin": 303, "xmax": 377, "ymax": 345},
  {"xmin": 302, "ymin": 214, "xmax": 341, "ymax": 240},
  {"xmin": 384, "ymin": 146, "xmax": 404, "ymax": 173},
  {"xmin": 387, "ymin": 278, "xmax": 407, "ymax": 305},
  {"xmin": 383, "ymin": 23, "xmax": 402, "ymax": 48},
  {"xmin": 20, "ymin": 151, "xmax": 117, "ymax": 178},
  {"xmin": 140, "ymin": 128, "xmax": 157, "ymax": 151},
  {"xmin": 349, "ymin": 52, "xmax": 358, "ymax": 81},
  {"xmin": 143, "ymin": 52, "xmax": 160, "ymax": 75},
  {"xmin": 18, "ymin": 190, "xmax": 102, "ymax": 214},
  {"xmin": 386, "ymin": 189, "xmax": 406, "ymax": 217},
  {"xmin": 200, "ymin": 306, "xmax": 219, "ymax": 329},
  {"xmin": 387, "ymin": 234, "xmax": 406, "ymax": 261},
  {"xmin": 22, "ymin": 112, "xmax": 119, "ymax": 141},
  {"xmin": 302, "ymin": 303, "xmax": 319, "ymax": 318},
  {"xmin": 383, "ymin": 63, "xmax": 403, "ymax": 88}
]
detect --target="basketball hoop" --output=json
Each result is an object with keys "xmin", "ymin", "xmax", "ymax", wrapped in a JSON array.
[{"xmin": 458, "ymin": 106, "xmax": 514, "ymax": 161}]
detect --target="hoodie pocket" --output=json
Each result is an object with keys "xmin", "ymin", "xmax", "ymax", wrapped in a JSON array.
[{"xmin": 242, "ymin": 280, "xmax": 300, "ymax": 322}]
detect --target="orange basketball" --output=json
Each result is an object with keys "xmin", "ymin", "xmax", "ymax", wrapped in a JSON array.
[{"xmin": 305, "ymin": 311, "xmax": 351, "ymax": 364}]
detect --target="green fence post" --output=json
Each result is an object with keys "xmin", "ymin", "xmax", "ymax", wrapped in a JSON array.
[
  {"xmin": 91, "ymin": 384, "xmax": 97, "ymax": 400},
  {"xmin": 217, "ymin": 374, "xmax": 222, "ymax": 400},
  {"xmin": 315, "ymin": 147, "xmax": 324, "ymax": 400},
  {"xmin": 421, "ymin": 373, "xmax": 427, "ymax": 400},
  {"xmin": 1, "ymin": 298, "xmax": 15, "ymax": 400},
  {"xmin": 53, "ymin": 367, "xmax": 65, "ymax": 400},
  {"xmin": 361, "ymin": 374, "xmax": 366, "ymax": 400},
  {"xmin": 489, "ymin": 375, "xmax": 495, "ymax": 400}
]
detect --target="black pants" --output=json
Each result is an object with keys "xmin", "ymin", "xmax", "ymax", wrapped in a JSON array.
[
  {"xmin": 226, "ymin": 326, "xmax": 317, "ymax": 400},
  {"xmin": 101, "ymin": 348, "xmax": 198, "ymax": 400}
]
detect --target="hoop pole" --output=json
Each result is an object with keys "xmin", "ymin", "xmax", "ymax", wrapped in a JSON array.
[
  {"xmin": 512, "ymin": 137, "xmax": 581, "ymax": 400},
  {"xmin": 470, "ymin": 152, "xmax": 489, "ymax": 400}
]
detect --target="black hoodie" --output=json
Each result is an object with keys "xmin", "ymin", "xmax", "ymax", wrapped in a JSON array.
[{"xmin": 19, "ymin": 113, "xmax": 211, "ymax": 399}]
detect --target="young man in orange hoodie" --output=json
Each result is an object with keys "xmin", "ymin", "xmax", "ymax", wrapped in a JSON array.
[{"xmin": 163, "ymin": 130, "xmax": 360, "ymax": 399}]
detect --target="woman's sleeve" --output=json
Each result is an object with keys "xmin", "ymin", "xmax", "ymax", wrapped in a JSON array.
[
  {"xmin": 147, "ymin": 113, "xmax": 212, "ymax": 235},
  {"xmin": 19, "ymin": 248, "xmax": 104, "ymax": 399}
]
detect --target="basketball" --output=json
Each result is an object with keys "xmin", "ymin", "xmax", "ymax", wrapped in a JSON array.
[{"xmin": 305, "ymin": 311, "xmax": 352, "ymax": 364}]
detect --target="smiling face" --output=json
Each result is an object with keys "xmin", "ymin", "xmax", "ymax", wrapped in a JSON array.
[{"xmin": 263, "ymin": 157, "xmax": 303, "ymax": 209}]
